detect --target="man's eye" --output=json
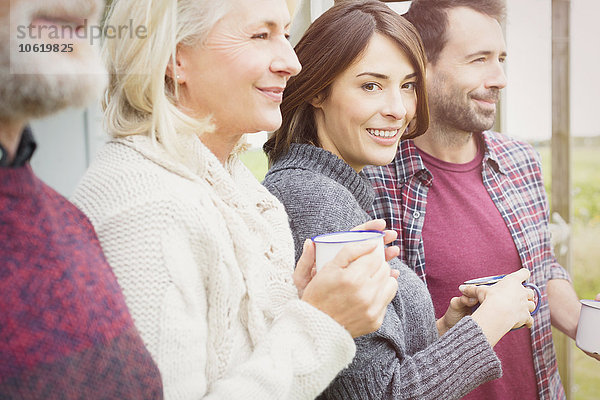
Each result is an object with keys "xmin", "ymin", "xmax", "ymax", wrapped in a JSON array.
[{"xmin": 252, "ymin": 33, "xmax": 269, "ymax": 39}]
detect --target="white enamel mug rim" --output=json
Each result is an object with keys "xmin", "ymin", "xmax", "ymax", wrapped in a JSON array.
[
  {"xmin": 576, "ymin": 299, "xmax": 600, "ymax": 354},
  {"xmin": 311, "ymin": 230, "xmax": 384, "ymax": 243},
  {"xmin": 580, "ymin": 299, "xmax": 600, "ymax": 310},
  {"xmin": 463, "ymin": 274, "xmax": 508, "ymax": 286},
  {"xmin": 311, "ymin": 230, "xmax": 384, "ymax": 271}
]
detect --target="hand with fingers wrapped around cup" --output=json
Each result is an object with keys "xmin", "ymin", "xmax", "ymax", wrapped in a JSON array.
[
  {"xmin": 458, "ymin": 269, "xmax": 538, "ymax": 346},
  {"xmin": 299, "ymin": 237, "xmax": 399, "ymax": 338},
  {"xmin": 293, "ymin": 219, "xmax": 400, "ymax": 338},
  {"xmin": 293, "ymin": 219, "xmax": 400, "ymax": 300}
]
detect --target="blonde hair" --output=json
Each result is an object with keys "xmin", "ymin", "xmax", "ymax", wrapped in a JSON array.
[{"xmin": 102, "ymin": 0, "xmax": 230, "ymax": 157}]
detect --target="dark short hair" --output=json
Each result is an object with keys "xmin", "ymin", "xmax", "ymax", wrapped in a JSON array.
[
  {"xmin": 264, "ymin": 0, "xmax": 429, "ymax": 165},
  {"xmin": 405, "ymin": 0, "xmax": 506, "ymax": 65}
]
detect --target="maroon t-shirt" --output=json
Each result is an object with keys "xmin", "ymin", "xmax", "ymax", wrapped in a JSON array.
[{"xmin": 418, "ymin": 139, "xmax": 539, "ymax": 399}]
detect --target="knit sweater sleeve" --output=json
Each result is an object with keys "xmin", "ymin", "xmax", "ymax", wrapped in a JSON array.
[{"xmin": 320, "ymin": 315, "xmax": 501, "ymax": 400}]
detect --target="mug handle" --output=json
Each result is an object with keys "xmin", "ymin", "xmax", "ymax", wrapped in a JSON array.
[
  {"xmin": 509, "ymin": 282, "xmax": 541, "ymax": 331},
  {"xmin": 524, "ymin": 282, "xmax": 541, "ymax": 316}
]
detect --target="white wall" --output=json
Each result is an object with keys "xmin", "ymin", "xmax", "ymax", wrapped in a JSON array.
[
  {"xmin": 497, "ymin": 0, "xmax": 599, "ymax": 141},
  {"xmin": 504, "ymin": 0, "xmax": 553, "ymax": 141},
  {"xmin": 570, "ymin": 0, "xmax": 600, "ymax": 137},
  {"xmin": 30, "ymin": 102, "xmax": 107, "ymax": 197}
]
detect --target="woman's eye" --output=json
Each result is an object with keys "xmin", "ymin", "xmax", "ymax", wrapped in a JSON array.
[
  {"xmin": 362, "ymin": 83, "xmax": 380, "ymax": 92},
  {"xmin": 402, "ymin": 82, "xmax": 417, "ymax": 90},
  {"xmin": 252, "ymin": 32, "xmax": 269, "ymax": 39}
]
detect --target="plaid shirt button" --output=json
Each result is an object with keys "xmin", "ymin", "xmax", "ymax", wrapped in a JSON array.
[{"xmin": 413, "ymin": 211, "xmax": 421, "ymax": 219}]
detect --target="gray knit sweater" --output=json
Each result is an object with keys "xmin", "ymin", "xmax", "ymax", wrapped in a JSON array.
[{"xmin": 263, "ymin": 143, "xmax": 503, "ymax": 400}]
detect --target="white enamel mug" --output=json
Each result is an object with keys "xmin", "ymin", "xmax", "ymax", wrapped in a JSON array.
[
  {"xmin": 576, "ymin": 300, "xmax": 600, "ymax": 354},
  {"xmin": 311, "ymin": 230, "xmax": 385, "ymax": 272}
]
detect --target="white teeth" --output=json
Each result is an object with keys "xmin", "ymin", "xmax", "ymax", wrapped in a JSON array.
[{"xmin": 367, "ymin": 129, "xmax": 399, "ymax": 138}]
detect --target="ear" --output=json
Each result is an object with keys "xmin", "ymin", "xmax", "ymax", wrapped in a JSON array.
[
  {"xmin": 310, "ymin": 91, "xmax": 326, "ymax": 109},
  {"xmin": 166, "ymin": 45, "xmax": 186, "ymax": 84}
]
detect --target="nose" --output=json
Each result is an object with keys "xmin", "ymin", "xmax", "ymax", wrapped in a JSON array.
[
  {"xmin": 486, "ymin": 61, "xmax": 507, "ymax": 90},
  {"xmin": 382, "ymin": 90, "xmax": 408, "ymax": 121},
  {"xmin": 270, "ymin": 38, "xmax": 302, "ymax": 78}
]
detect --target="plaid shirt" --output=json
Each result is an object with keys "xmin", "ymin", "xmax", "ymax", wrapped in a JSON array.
[{"xmin": 363, "ymin": 131, "xmax": 568, "ymax": 400}]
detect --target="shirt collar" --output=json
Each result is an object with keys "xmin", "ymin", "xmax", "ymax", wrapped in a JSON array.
[
  {"xmin": 267, "ymin": 143, "xmax": 376, "ymax": 211},
  {"xmin": 395, "ymin": 139, "xmax": 434, "ymax": 186},
  {"xmin": 479, "ymin": 131, "xmax": 507, "ymax": 175},
  {"xmin": 0, "ymin": 126, "xmax": 37, "ymax": 168},
  {"xmin": 397, "ymin": 131, "xmax": 507, "ymax": 185}
]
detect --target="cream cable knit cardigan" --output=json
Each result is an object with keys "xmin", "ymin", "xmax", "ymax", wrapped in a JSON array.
[{"xmin": 72, "ymin": 134, "xmax": 355, "ymax": 400}]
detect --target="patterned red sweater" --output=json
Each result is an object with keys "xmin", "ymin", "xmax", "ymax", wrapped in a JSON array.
[{"xmin": 0, "ymin": 165, "xmax": 163, "ymax": 399}]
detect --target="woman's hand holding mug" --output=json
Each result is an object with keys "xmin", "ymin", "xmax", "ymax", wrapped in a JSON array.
[
  {"xmin": 299, "ymin": 238, "xmax": 398, "ymax": 338},
  {"xmin": 459, "ymin": 268, "xmax": 538, "ymax": 347}
]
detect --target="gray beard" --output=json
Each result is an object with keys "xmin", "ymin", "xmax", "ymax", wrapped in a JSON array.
[
  {"xmin": 0, "ymin": 0, "xmax": 107, "ymax": 122},
  {"xmin": 0, "ymin": 70, "xmax": 106, "ymax": 121}
]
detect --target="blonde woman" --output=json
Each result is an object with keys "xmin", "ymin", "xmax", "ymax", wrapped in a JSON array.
[{"xmin": 72, "ymin": 0, "xmax": 398, "ymax": 398}]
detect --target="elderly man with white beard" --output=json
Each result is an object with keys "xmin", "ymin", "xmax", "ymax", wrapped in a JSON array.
[{"xmin": 0, "ymin": 0, "xmax": 163, "ymax": 398}]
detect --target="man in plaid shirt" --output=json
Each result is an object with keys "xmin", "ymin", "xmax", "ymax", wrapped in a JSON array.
[{"xmin": 364, "ymin": 0, "xmax": 598, "ymax": 399}]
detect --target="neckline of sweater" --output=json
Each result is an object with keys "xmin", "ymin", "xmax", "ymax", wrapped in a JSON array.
[{"xmin": 266, "ymin": 143, "xmax": 374, "ymax": 211}]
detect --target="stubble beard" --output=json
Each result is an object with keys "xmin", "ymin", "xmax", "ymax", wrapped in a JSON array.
[{"xmin": 427, "ymin": 76, "xmax": 499, "ymax": 147}]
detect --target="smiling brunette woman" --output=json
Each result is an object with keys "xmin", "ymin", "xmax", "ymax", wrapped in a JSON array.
[
  {"xmin": 263, "ymin": 1, "xmax": 537, "ymax": 399},
  {"xmin": 70, "ymin": 0, "xmax": 401, "ymax": 398}
]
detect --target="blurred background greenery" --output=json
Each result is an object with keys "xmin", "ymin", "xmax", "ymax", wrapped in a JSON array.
[{"xmin": 539, "ymin": 142, "xmax": 600, "ymax": 400}]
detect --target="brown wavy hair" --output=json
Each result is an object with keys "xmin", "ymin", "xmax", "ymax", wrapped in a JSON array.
[{"xmin": 264, "ymin": 0, "xmax": 429, "ymax": 165}]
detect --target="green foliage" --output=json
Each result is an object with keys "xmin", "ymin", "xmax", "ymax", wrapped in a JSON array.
[
  {"xmin": 510, "ymin": 144, "xmax": 600, "ymax": 400},
  {"xmin": 538, "ymin": 145, "xmax": 600, "ymax": 226}
]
